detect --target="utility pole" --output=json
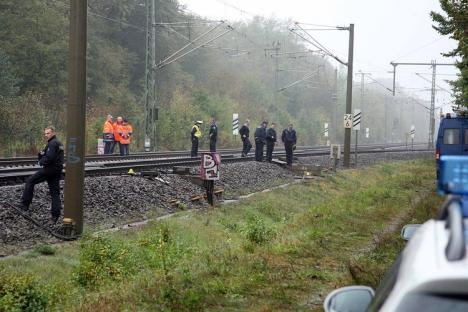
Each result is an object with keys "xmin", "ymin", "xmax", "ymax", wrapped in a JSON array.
[
  {"xmin": 63, "ymin": 0, "xmax": 87, "ymax": 235},
  {"xmin": 384, "ymin": 96, "xmax": 388, "ymax": 148},
  {"xmin": 274, "ymin": 41, "xmax": 280, "ymax": 107},
  {"xmin": 389, "ymin": 61, "xmax": 455, "ymax": 149},
  {"xmin": 429, "ymin": 60, "xmax": 436, "ymax": 149},
  {"xmin": 145, "ymin": 0, "xmax": 157, "ymax": 151},
  {"xmin": 343, "ymin": 23, "xmax": 354, "ymax": 168}
]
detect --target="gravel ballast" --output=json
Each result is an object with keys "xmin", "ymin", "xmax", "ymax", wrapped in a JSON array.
[{"xmin": 0, "ymin": 151, "xmax": 433, "ymax": 256}]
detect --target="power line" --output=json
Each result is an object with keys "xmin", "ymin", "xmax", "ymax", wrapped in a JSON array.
[
  {"xmin": 392, "ymin": 37, "xmax": 444, "ymax": 61},
  {"xmin": 212, "ymin": 0, "xmax": 258, "ymax": 18},
  {"xmin": 161, "ymin": 23, "xmax": 250, "ymax": 55}
]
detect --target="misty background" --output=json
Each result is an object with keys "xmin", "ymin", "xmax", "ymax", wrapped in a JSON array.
[{"xmin": 0, "ymin": 0, "xmax": 458, "ymax": 156}]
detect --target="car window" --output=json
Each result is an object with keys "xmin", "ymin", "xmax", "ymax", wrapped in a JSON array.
[
  {"xmin": 465, "ymin": 129, "xmax": 468, "ymax": 144},
  {"xmin": 397, "ymin": 293, "xmax": 468, "ymax": 312},
  {"xmin": 443, "ymin": 129, "xmax": 460, "ymax": 144}
]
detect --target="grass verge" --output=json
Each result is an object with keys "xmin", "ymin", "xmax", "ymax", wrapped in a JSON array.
[{"xmin": 0, "ymin": 160, "xmax": 442, "ymax": 311}]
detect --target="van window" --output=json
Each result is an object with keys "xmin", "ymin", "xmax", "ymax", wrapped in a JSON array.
[
  {"xmin": 465, "ymin": 129, "xmax": 468, "ymax": 144},
  {"xmin": 443, "ymin": 129, "xmax": 459, "ymax": 144}
]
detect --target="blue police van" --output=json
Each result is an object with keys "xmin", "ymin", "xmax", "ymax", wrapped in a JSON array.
[{"xmin": 435, "ymin": 112, "xmax": 468, "ymax": 177}]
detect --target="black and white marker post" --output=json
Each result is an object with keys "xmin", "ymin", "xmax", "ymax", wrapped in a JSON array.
[
  {"xmin": 410, "ymin": 125, "xmax": 415, "ymax": 151},
  {"xmin": 353, "ymin": 109, "xmax": 361, "ymax": 167}
]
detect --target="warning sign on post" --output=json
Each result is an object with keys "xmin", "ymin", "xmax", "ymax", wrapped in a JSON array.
[
  {"xmin": 323, "ymin": 123, "xmax": 329, "ymax": 137},
  {"xmin": 344, "ymin": 114, "xmax": 352, "ymax": 128},
  {"xmin": 232, "ymin": 113, "xmax": 239, "ymax": 135},
  {"xmin": 410, "ymin": 125, "xmax": 415, "ymax": 139},
  {"xmin": 353, "ymin": 109, "xmax": 361, "ymax": 131}
]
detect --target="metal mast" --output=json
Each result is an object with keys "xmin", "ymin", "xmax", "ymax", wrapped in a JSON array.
[
  {"xmin": 145, "ymin": 0, "xmax": 157, "ymax": 151},
  {"xmin": 429, "ymin": 60, "xmax": 436, "ymax": 149}
]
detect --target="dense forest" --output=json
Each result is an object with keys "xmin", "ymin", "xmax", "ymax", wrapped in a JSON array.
[{"xmin": 0, "ymin": 0, "xmax": 430, "ymax": 156}]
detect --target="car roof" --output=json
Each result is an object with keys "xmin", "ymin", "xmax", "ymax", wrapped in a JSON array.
[{"xmin": 380, "ymin": 219, "xmax": 468, "ymax": 311}]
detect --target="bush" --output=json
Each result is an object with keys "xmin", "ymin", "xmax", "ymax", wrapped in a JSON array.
[
  {"xmin": 0, "ymin": 269, "xmax": 48, "ymax": 311},
  {"xmin": 33, "ymin": 244, "xmax": 56, "ymax": 256},
  {"xmin": 73, "ymin": 235, "xmax": 137, "ymax": 288},
  {"xmin": 242, "ymin": 215, "xmax": 275, "ymax": 245}
]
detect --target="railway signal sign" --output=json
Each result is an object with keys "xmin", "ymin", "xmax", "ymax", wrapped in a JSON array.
[
  {"xmin": 410, "ymin": 125, "xmax": 415, "ymax": 139},
  {"xmin": 201, "ymin": 153, "xmax": 221, "ymax": 180},
  {"xmin": 353, "ymin": 109, "xmax": 361, "ymax": 131},
  {"xmin": 232, "ymin": 113, "xmax": 239, "ymax": 135},
  {"xmin": 344, "ymin": 114, "xmax": 352, "ymax": 128},
  {"xmin": 324, "ymin": 123, "xmax": 329, "ymax": 137}
]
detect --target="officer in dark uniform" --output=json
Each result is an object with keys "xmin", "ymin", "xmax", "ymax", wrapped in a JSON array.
[
  {"xmin": 20, "ymin": 126, "xmax": 64, "ymax": 223},
  {"xmin": 281, "ymin": 123, "xmax": 297, "ymax": 166},
  {"xmin": 239, "ymin": 119, "xmax": 252, "ymax": 157},
  {"xmin": 209, "ymin": 117, "xmax": 218, "ymax": 152},
  {"xmin": 254, "ymin": 120, "xmax": 268, "ymax": 162},
  {"xmin": 266, "ymin": 122, "xmax": 277, "ymax": 162}
]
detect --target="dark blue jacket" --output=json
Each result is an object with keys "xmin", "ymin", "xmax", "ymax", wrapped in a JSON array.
[
  {"xmin": 266, "ymin": 128, "xmax": 277, "ymax": 143},
  {"xmin": 209, "ymin": 124, "xmax": 218, "ymax": 141},
  {"xmin": 255, "ymin": 126, "xmax": 267, "ymax": 143},
  {"xmin": 281, "ymin": 129, "xmax": 297, "ymax": 145},
  {"xmin": 38, "ymin": 136, "xmax": 64, "ymax": 170},
  {"xmin": 239, "ymin": 124, "xmax": 250, "ymax": 139}
]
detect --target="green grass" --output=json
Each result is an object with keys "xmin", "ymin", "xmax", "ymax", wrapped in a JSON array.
[{"xmin": 0, "ymin": 160, "xmax": 442, "ymax": 311}]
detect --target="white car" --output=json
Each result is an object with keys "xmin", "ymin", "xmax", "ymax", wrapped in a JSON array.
[{"xmin": 324, "ymin": 197, "xmax": 468, "ymax": 311}]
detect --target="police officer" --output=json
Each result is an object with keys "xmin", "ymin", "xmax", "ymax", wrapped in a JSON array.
[
  {"xmin": 20, "ymin": 126, "xmax": 64, "ymax": 223},
  {"xmin": 254, "ymin": 120, "xmax": 268, "ymax": 162},
  {"xmin": 239, "ymin": 119, "xmax": 252, "ymax": 157},
  {"xmin": 191, "ymin": 120, "xmax": 203, "ymax": 157},
  {"xmin": 266, "ymin": 122, "xmax": 277, "ymax": 162},
  {"xmin": 209, "ymin": 117, "xmax": 218, "ymax": 152},
  {"xmin": 281, "ymin": 123, "xmax": 297, "ymax": 166}
]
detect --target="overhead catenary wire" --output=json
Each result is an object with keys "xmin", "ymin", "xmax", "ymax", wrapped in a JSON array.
[
  {"xmin": 161, "ymin": 23, "xmax": 250, "ymax": 55},
  {"xmin": 278, "ymin": 71, "xmax": 319, "ymax": 92},
  {"xmin": 392, "ymin": 37, "xmax": 444, "ymax": 62},
  {"xmin": 289, "ymin": 22, "xmax": 349, "ymax": 67},
  {"xmin": 156, "ymin": 22, "xmax": 226, "ymax": 67},
  {"xmin": 293, "ymin": 23, "xmax": 335, "ymax": 56},
  {"xmin": 415, "ymin": 73, "xmax": 453, "ymax": 95},
  {"xmin": 157, "ymin": 25, "xmax": 234, "ymax": 68}
]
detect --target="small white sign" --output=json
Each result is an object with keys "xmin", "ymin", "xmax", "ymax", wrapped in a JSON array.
[
  {"xmin": 97, "ymin": 139, "xmax": 104, "ymax": 155},
  {"xmin": 365, "ymin": 128, "xmax": 370, "ymax": 138},
  {"xmin": 344, "ymin": 114, "xmax": 353, "ymax": 128},
  {"xmin": 324, "ymin": 122, "xmax": 329, "ymax": 137},
  {"xmin": 330, "ymin": 144, "xmax": 341, "ymax": 159}
]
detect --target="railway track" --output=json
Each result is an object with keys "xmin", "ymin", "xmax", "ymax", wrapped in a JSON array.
[{"xmin": 0, "ymin": 143, "xmax": 429, "ymax": 185}]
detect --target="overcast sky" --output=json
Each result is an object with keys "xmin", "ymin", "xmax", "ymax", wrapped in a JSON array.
[{"xmin": 178, "ymin": 0, "xmax": 459, "ymax": 111}]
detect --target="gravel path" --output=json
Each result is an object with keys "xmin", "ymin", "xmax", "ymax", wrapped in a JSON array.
[{"xmin": 0, "ymin": 151, "xmax": 433, "ymax": 256}]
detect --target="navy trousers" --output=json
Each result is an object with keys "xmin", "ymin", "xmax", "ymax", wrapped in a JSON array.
[{"xmin": 21, "ymin": 168, "xmax": 62, "ymax": 218}]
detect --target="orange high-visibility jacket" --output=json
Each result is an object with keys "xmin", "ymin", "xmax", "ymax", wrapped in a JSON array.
[
  {"xmin": 120, "ymin": 124, "xmax": 133, "ymax": 145},
  {"xmin": 114, "ymin": 122, "xmax": 124, "ymax": 142},
  {"xmin": 103, "ymin": 120, "xmax": 114, "ymax": 141}
]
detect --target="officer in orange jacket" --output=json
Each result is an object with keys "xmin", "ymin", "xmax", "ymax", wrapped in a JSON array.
[
  {"xmin": 113, "ymin": 116, "xmax": 124, "ymax": 156},
  {"xmin": 120, "ymin": 119, "xmax": 133, "ymax": 156},
  {"xmin": 102, "ymin": 114, "xmax": 115, "ymax": 154}
]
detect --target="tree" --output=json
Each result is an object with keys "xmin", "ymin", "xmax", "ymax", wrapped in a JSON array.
[
  {"xmin": 431, "ymin": 0, "xmax": 468, "ymax": 107},
  {"xmin": 0, "ymin": 49, "xmax": 20, "ymax": 96}
]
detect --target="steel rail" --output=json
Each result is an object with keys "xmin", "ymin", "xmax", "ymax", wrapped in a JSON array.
[{"xmin": 0, "ymin": 144, "xmax": 429, "ymax": 186}]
